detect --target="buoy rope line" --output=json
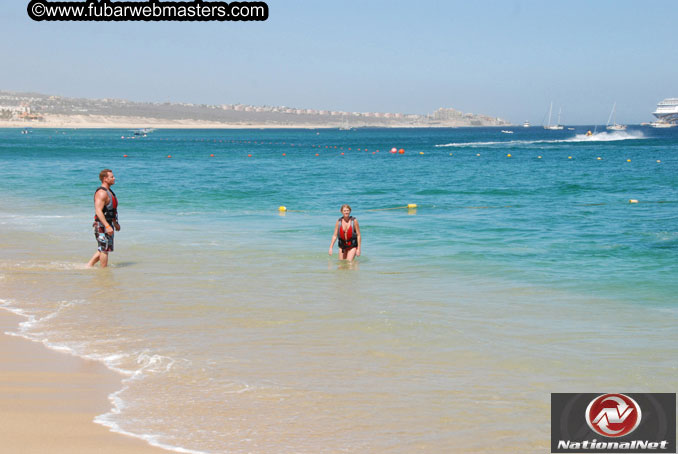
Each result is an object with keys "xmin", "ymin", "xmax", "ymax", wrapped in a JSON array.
[
  {"xmin": 276, "ymin": 200, "xmax": 674, "ymax": 214},
  {"xmin": 364, "ymin": 204, "xmax": 418, "ymax": 212},
  {"xmin": 118, "ymin": 138, "xmax": 666, "ymax": 163}
]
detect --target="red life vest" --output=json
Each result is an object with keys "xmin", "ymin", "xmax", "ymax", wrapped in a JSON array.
[{"xmin": 338, "ymin": 216, "xmax": 358, "ymax": 249}]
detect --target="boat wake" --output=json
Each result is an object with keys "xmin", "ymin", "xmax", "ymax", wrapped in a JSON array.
[
  {"xmin": 435, "ymin": 131, "xmax": 645, "ymax": 148},
  {"xmin": 566, "ymin": 130, "xmax": 645, "ymax": 142}
]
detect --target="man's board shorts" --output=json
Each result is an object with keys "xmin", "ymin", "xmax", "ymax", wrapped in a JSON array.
[{"xmin": 93, "ymin": 221, "xmax": 114, "ymax": 252}]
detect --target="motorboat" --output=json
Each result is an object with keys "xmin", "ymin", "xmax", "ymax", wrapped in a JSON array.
[{"xmin": 650, "ymin": 121, "xmax": 676, "ymax": 128}]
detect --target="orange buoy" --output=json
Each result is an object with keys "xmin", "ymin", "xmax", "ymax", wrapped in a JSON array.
[
  {"xmin": 248, "ymin": 154, "xmax": 252, "ymax": 157},
  {"xmin": 341, "ymin": 152, "xmax": 344, "ymax": 155},
  {"xmin": 167, "ymin": 155, "xmax": 172, "ymax": 158},
  {"xmin": 282, "ymin": 153, "xmax": 286, "ymax": 156},
  {"xmin": 123, "ymin": 154, "xmax": 128, "ymax": 157},
  {"xmin": 210, "ymin": 154, "xmax": 214, "ymax": 157},
  {"xmin": 398, "ymin": 149, "xmax": 405, "ymax": 154},
  {"xmin": 315, "ymin": 153, "xmax": 319, "ymax": 156}
]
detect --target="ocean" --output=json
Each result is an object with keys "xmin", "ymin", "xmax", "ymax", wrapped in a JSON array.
[{"xmin": 1, "ymin": 126, "xmax": 676, "ymax": 453}]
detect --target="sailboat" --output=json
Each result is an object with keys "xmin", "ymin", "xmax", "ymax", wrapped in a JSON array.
[
  {"xmin": 606, "ymin": 103, "xmax": 626, "ymax": 131},
  {"xmin": 544, "ymin": 102, "xmax": 564, "ymax": 130}
]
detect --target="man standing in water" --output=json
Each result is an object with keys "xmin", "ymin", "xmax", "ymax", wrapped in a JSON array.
[{"xmin": 87, "ymin": 169, "xmax": 120, "ymax": 268}]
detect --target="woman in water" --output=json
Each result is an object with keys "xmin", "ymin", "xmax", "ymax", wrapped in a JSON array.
[{"xmin": 329, "ymin": 204, "xmax": 361, "ymax": 260}]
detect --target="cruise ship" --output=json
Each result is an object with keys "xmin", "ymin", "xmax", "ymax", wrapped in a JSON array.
[{"xmin": 652, "ymin": 98, "xmax": 678, "ymax": 127}]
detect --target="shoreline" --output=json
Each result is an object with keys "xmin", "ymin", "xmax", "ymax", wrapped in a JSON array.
[
  {"xmin": 0, "ymin": 115, "xmax": 510, "ymax": 130},
  {"xmin": 0, "ymin": 309, "xmax": 169, "ymax": 454}
]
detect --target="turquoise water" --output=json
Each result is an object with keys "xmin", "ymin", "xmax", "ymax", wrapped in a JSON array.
[{"xmin": 1, "ymin": 127, "xmax": 677, "ymax": 453}]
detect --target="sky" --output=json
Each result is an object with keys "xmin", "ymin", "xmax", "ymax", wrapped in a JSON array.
[{"xmin": 1, "ymin": 0, "xmax": 677, "ymax": 124}]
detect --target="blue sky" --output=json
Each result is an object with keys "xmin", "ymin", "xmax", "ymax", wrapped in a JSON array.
[{"xmin": 1, "ymin": 0, "xmax": 676, "ymax": 124}]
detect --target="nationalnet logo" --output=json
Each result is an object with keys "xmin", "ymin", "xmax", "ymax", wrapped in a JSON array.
[
  {"xmin": 586, "ymin": 394, "xmax": 642, "ymax": 438},
  {"xmin": 551, "ymin": 393, "xmax": 676, "ymax": 453}
]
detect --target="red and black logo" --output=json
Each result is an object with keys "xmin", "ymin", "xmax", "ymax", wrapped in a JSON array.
[
  {"xmin": 552, "ymin": 393, "xmax": 675, "ymax": 453},
  {"xmin": 585, "ymin": 394, "xmax": 641, "ymax": 438}
]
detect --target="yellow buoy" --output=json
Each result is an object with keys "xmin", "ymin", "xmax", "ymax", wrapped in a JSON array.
[
  {"xmin": 568, "ymin": 156, "xmax": 572, "ymax": 159},
  {"xmin": 507, "ymin": 153, "xmax": 512, "ymax": 157},
  {"xmin": 657, "ymin": 160, "xmax": 661, "ymax": 163},
  {"xmin": 629, "ymin": 199, "xmax": 639, "ymax": 204},
  {"xmin": 537, "ymin": 156, "xmax": 542, "ymax": 159},
  {"xmin": 278, "ymin": 206, "xmax": 287, "ymax": 211},
  {"xmin": 627, "ymin": 159, "xmax": 631, "ymax": 162},
  {"xmin": 407, "ymin": 203, "xmax": 417, "ymax": 209},
  {"xmin": 419, "ymin": 152, "xmax": 424, "ymax": 155},
  {"xmin": 597, "ymin": 157, "xmax": 602, "ymax": 160}
]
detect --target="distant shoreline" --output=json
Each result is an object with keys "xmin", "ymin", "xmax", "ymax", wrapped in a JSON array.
[
  {"xmin": 0, "ymin": 90, "xmax": 512, "ymax": 129},
  {"xmin": 0, "ymin": 115, "xmax": 511, "ymax": 129}
]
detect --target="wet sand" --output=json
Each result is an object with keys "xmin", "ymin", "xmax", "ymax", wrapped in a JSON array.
[{"xmin": 0, "ymin": 310, "xmax": 168, "ymax": 454}]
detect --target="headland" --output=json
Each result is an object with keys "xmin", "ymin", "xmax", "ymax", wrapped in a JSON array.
[{"xmin": 0, "ymin": 90, "xmax": 510, "ymax": 129}]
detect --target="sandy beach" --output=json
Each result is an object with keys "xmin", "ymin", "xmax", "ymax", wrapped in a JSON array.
[
  {"xmin": 0, "ymin": 115, "xmax": 332, "ymax": 129},
  {"xmin": 0, "ymin": 310, "xmax": 167, "ymax": 454},
  {"xmin": 0, "ymin": 114, "xmax": 489, "ymax": 129}
]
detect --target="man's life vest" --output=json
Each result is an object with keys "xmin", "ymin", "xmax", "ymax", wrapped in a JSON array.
[{"xmin": 94, "ymin": 187, "xmax": 118, "ymax": 224}]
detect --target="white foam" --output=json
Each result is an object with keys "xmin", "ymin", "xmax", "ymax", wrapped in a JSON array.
[
  {"xmin": 564, "ymin": 130, "xmax": 645, "ymax": 142},
  {"xmin": 94, "ymin": 409, "xmax": 209, "ymax": 454},
  {"xmin": 3, "ymin": 261, "xmax": 92, "ymax": 271},
  {"xmin": 435, "ymin": 130, "xmax": 645, "ymax": 148},
  {"xmin": 95, "ymin": 354, "xmax": 209, "ymax": 454},
  {"xmin": 1, "ymin": 300, "xmax": 205, "ymax": 454}
]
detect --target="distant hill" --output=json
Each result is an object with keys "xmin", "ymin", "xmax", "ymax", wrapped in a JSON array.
[{"xmin": 0, "ymin": 91, "xmax": 510, "ymax": 128}]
